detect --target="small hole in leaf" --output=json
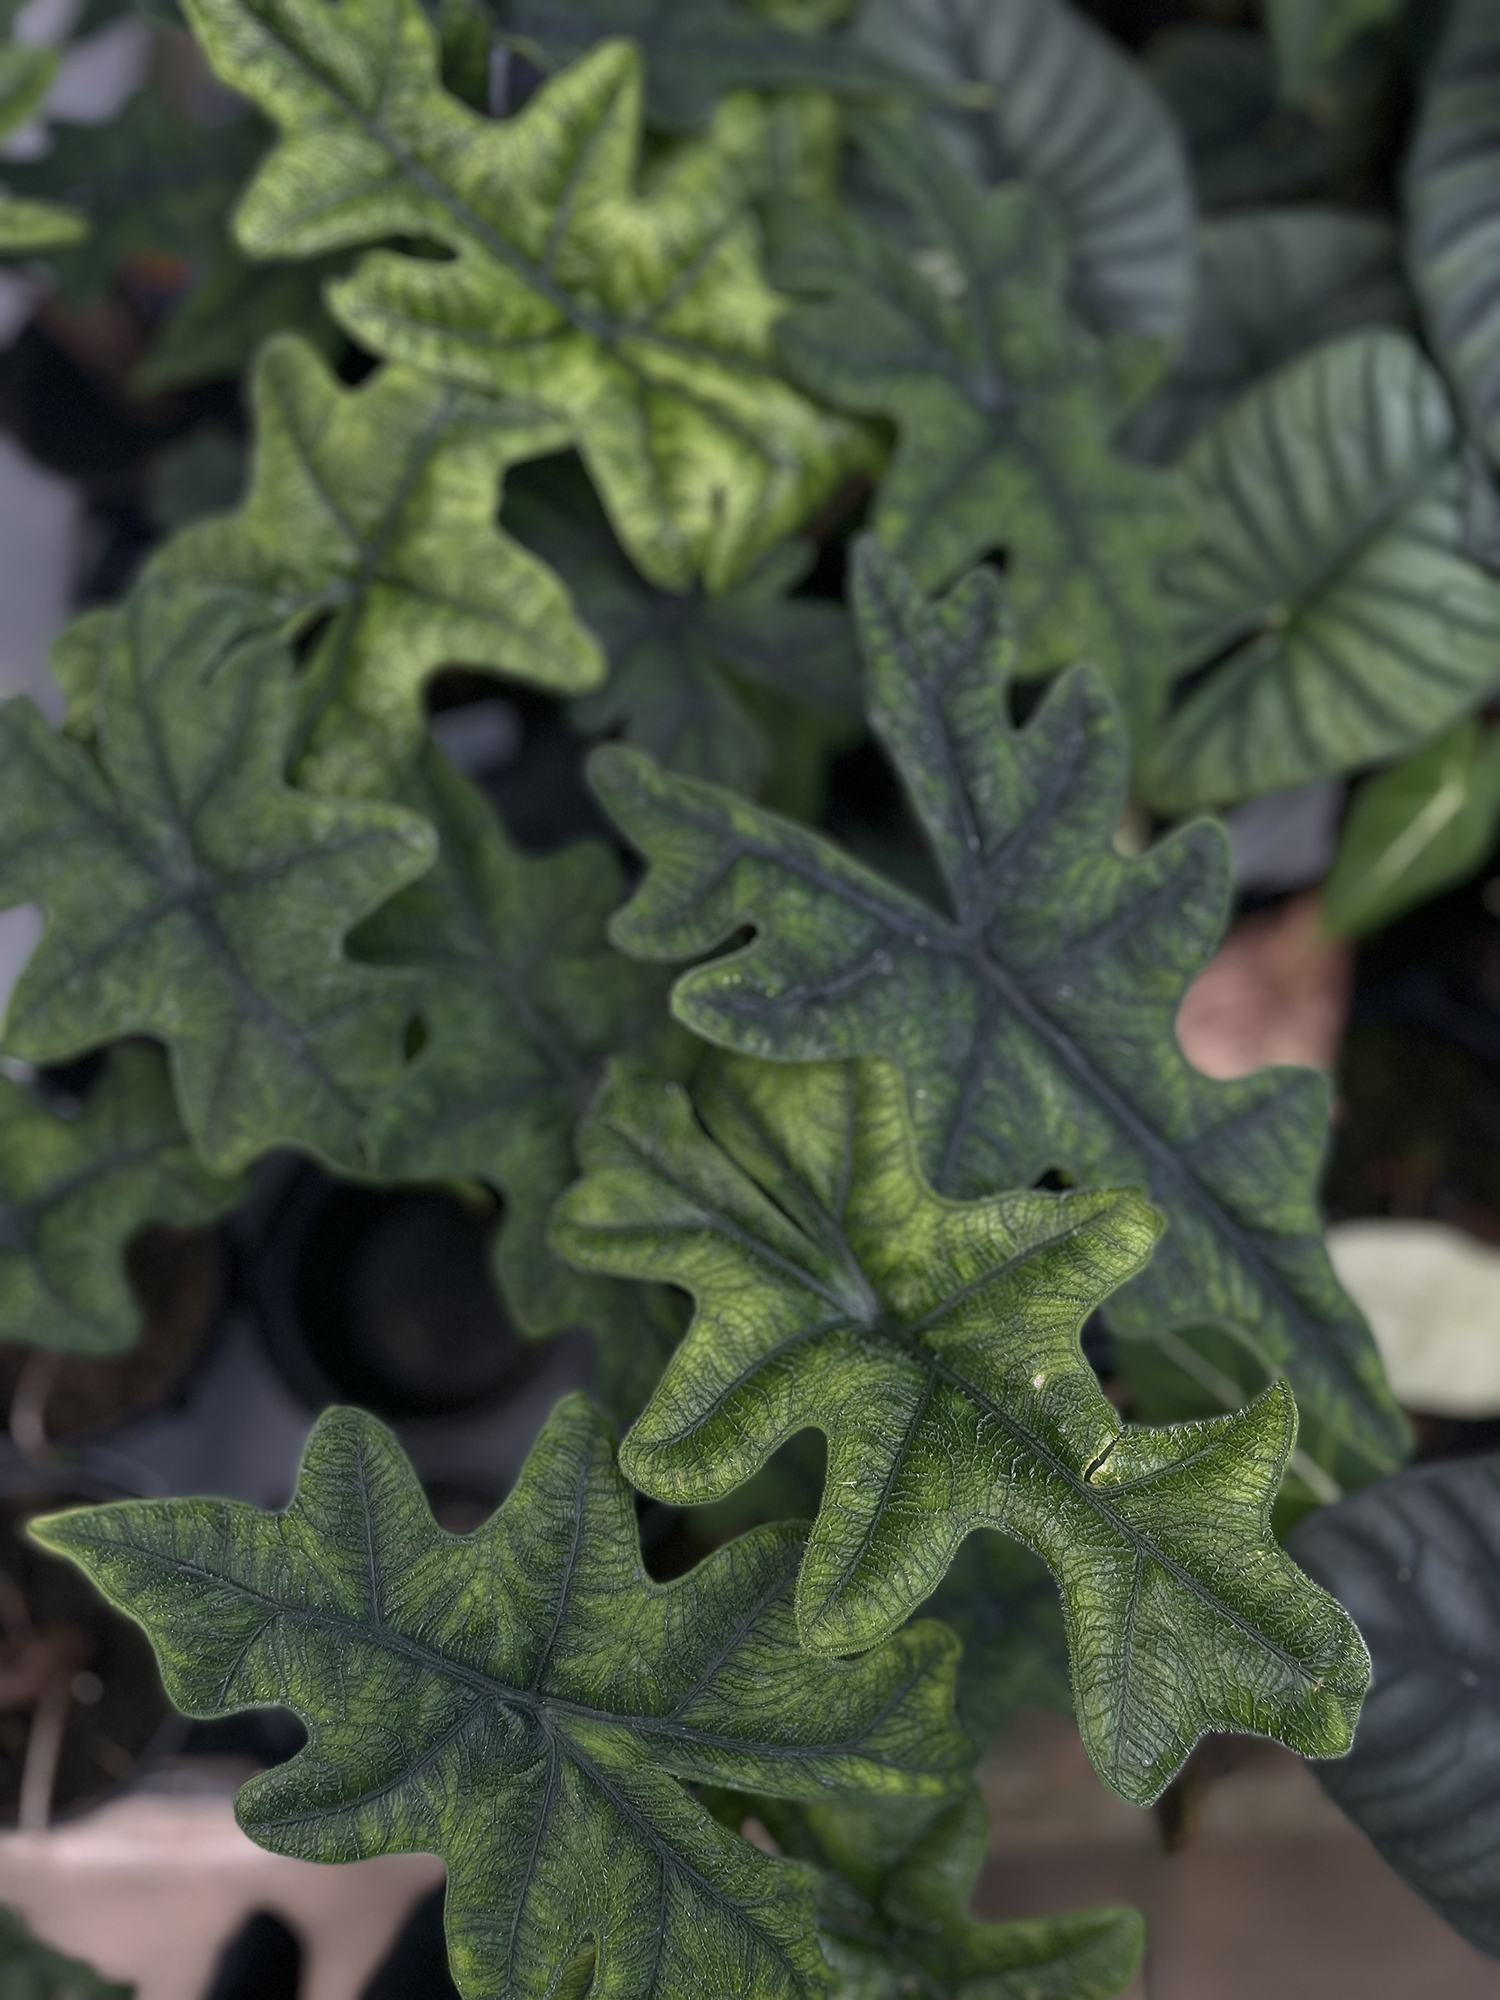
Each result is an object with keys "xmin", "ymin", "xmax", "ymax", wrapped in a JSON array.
[{"xmin": 1032, "ymin": 1167, "xmax": 1075, "ymax": 1192}]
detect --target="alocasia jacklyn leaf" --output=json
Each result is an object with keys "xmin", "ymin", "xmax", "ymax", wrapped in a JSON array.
[
  {"xmin": 36, "ymin": 1393, "xmax": 970, "ymax": 2000},
  {"xmin": 0, "ymin": 1906, "xmax": 132, "ymax": 2000},
  {"xmin": 853, "ymin": 0, "xmax": 1195, "ymax": 343},
  {"xmin": 178, "ymin": 0, "xmax": 872, "ymax": 592},
  {"xmin": 148, "ymin": 334, "xmax": 601, "ymax": 797},
  {"xmin": 1145, "ymin": 331, "xmax": 1500, "ymax": 813},
  {"xmin": 552, "ymin": 1052, "xmax": 1369, "ymax": 1804},
  {"xmin": 0, "ymin": 583, "xmax": 435, "ymax": 1174},
  {"xmin": 1289, "ymin": 1453, "xmax": 1500, "ymax": 1959},
  {"xmin": 0, "ymin": 1046, "xmax": 240, "ymax": 1357},
  {"xmin": 504, "ymin": 457, "xmax": 859, "ymax": 795},
  {"xmin": 771, "ymin": 113, "xmax": 1186, "ymax": 739},
  {"xmin": 0, "ymin": 45, "xmax": 86, "ymax": 251},
  {"xmin": 589, "ymin": 542, "xmax": 1407, "ymax": 1491},
  {"xmin": 755, "ymin": 1788, "xmax": 1144, "ymax": 2000}
]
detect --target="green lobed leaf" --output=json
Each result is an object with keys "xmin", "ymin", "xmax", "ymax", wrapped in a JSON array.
[
  {"xmin": 1268, "ymin": 0, "xmax": 1400, "ymax": 98},
  {"xmin": 758, "ymin": 1787, "xmax": 1143, "ymax": 2000},
  {"xmin": 1289, "ymin": 1453, "xmax": 1500, "ymax": 1959},
  {"xmin": 179, "ymin": 0, "xmax": 873, "ymax": 592},
  {"xmin": 497, "ymin": 0, "xmax": 909, "ymax": 134},
  {"xmin": 551, "ymin": 1052, "xmax": 1369, "ymax": 1804},
  {"xmin": 588, "ymin": 542, "xmax": 1407, "ymax": 1490},
  {"xmin": 1144, "ymin": 330, "xmax": 1500, "ymax": 813},
  {"xmin": 0, "ymin": 1906, "xmax": 132, "ymax": 2000},
  {"xmin": 504, "ymin": 456, "xmax": 859, "ymax": 795},
  {"xmin": 34, "ymin": 1393, "xmax": 971, "ymax": 2000},
  {"xmin": 771, "ymin": 113, "xmax": 1186, "ymax": 740},
  {"xmin": 1324, "ymin": 721, "xmax": 1500, "ymax": 939},
  {"xmin": 147, "ymin": 335, "xmax": 601, "ymax": 797},
  {"xmin": 853, "ymin": 0, "xmax": 1195, "ymax": 343},
  {"xmin": 0, "ymin": 1046, "xmax": 241, "ymax": 1358},
  {"xmin": 0, "ymin": 583, "xmax": 436, "ymax": 1175}
]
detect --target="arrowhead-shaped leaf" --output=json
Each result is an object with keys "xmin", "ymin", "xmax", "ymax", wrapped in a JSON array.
[
  {"xmin": 34, "ymin": 1393, "xmax": 970, "ymax": 2000},
  {"xmin": 552, "ymin": 1052, "xmax": 1370, "ymax": 1803},
  {"xmin": 1290, "ymin": 1453, "xmax": 1500, "ymax": 1959},
  {"xmin": 1146, "ymin": 331, "xmax": 1500, "ymax": 812},
  {"xmin": 148, "ymin": 335, "xmax": 601, "ymax": 797},
  {"xmin": 758, "ymin": 1787, "xmax": 1144, "ymax": 2000},
  {"xmin": 589, "ymin": 542, "xmax": 1407, "ymax": 1491},
  {"xmin": 852, "ymin": 0, "xmax": 1194, "ymax": 343},
  {"xmin": 0, "ymin": 1046, "xmax": 240, "ymax": 1357},
  {"xmin": 0, "ymin": 1906, "xmax": 131, "ymax": 2000},
  {"xmin": 179, "ymin": 0, "xmax": 872, "ymax": 591},
  {"xmin": 504, "ymin": 457, "xmax": 859, "ymax": 795},
  {"xmin": 771, "ymin": 113, "xmax": 1186, "ymax": 738},
  {"xmin": 0, "ymin": 583, "xmax": 436, "ymax": 1174}
]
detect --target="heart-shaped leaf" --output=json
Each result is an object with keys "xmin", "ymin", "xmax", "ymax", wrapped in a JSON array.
[
  {"xmin": 36, "ymin": 1393, "xmax": 970, "ymax": 2000},
  {"xmin": 589, "ymin": 541, "xmax": 1406, "ymax": 1490}
]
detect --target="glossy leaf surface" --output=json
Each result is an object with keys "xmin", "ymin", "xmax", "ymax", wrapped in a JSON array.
[
  {"xmin": 1290, "ymin": 1454, "xmax": 1500, "ymax": 1959},
  {"xmin": 0, "ymin": 585, "xmax": 435, "ymax": 1174},
  {"xmin": 180, "ymin": 0, "xmax": 870, "ymax": 591},
  {"xmin": 0, "ymin": 1047, "xmax": 239, "ymax": 1358},
  {"xmin": 592, "ymin": 543, "xmax": 1406, "ymax": 1489},
  {"xmin": 36, "ymin": 1394, "xmax": 970, "ymax": 2000},
  {"xmin": 772, "ymin": 116, "xmax": 1185, "ymax": 738},
  {"xmin": 1146, "ymin": 332, "xmax": 1500, "ymax": 812},
  {"xmin": 149, "ymin": 336, "xmax": 600, "ymax": 796},
  {"xmin": 553, "ymin": 1053, "xmax": 1370, "ymax": 1803}
]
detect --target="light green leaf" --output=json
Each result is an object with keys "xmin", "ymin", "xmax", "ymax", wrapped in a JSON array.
[
  {"xmin": 0, "ymin": 196, "xmax": 87, "ymax": 251},
  {"xmin": 505, "ymin": 457, "xmax": 859, "ymax": 795},
  {"xmin": 1121, "ymin": 207, "xmax": 1409, "ymax": 464},
  {"xmin": 771, "ymin": 114, "xmax": 1186, "ymax": 740},
  {"xmin": 0, "ymin": 1046, "xmax": 240, "ymax": 1358},
  {"xmin": 179, "ymin": 0, "xmax": 873, "ymax": 592},
  {"xmin": 1405, "ymin": 0, "xmax": 1500, "ymax": 469},
  {"xmin": 1323, "ymin": 721, "xmax": 1500, "ymax": 938},
  {"xmin": 552, "ymin": 1054, "xmax": 1369, "ymax": 1803},
  {"xmin": 1145, "ymin": 331, "xmax": 1500, "ymax": 813},
  {"xmin": 0, "ymin": 43, "xmax": 56, "ymax": 139},
  {"xmin": 853, "ymin": 0, "xmax": 1195, "ymax": 342},
  {"xmin": 1268, "ymin": 0, "xmax": 1400, "ymax": 97},
  {"xmin": 0, "ymin": 583, "xmax": 435, "ymax": 1174},
  {"xmin": 35, "ymin": 1393, "xmax": 970, "ymax": 2000},
  {"xmin": 0, "ymin": 50, "xmax": 86, "ymax": 253},
  {"xmin": 0, "ymin": 1905, "xmax": 132, "ymax": 2000},
  {"xmin": 589, "ymin": 542, "xmax": 1407, "ymax": 1489},
  {"xmin": 148, "ymin": 335, "xmax": 600, "ymax": 797},
  {"xmin": 759, "ymin": 1788, "xmax": 1143, "ymax": 2000},
  {"xmin": 49, "ymin": 607, "xmax": 114, "ymax": 743}
]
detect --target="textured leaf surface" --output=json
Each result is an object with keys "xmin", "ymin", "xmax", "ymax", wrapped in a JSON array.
[
  {"xmin": 0, "ymin": 1047, "xmax": 239, "ymax": 1358},
  {"xmin": 0, "ymin": 585, "xmax": 435, "ymax": 1174},
  {"xmin": 35, "ymin": 1394, "xmax": 970, "ymax": 2000},
  {"xmin": 1146, "ymin": 331, "xmax": 1500, "ymax": 812},
  {"xmin": 1404, "ymin": 0, "xmax": 1500, "ymax": 466},
  {"xmin": 1323, "ymin": 722, "xmax": 1500, "ymax": 939},
  {"xmin": 772, "ymin": 116, "xmax": 1185, "ymax": 738},
  {"xmin": 1121, "ymin": 207, "xmax": 1409, "ymax": 464},
  {"xmin": 591, "ymin": 543, "xmax": 1405, "ymax": 1489},
  {"xmin": 505, "ymin": 458, "xmax": 858, "ymax": 794},
  {"xmin": 853, "ymin": 0, "xmax": 1193, "ymax": 342},
  {"xmin": 0, "ymin": 1906, "xmax": 132, "ymax": 2000},
  {"xmin": 148, "ymin": 336, "xmax": 599, "ymax": 796},
  {"xmin": 181, "ymin": 0, "xmax": 870, "ymax": 591},
  {"xmin": 761, "ymin": 1787, "xmax": 1143, "ymax": 1999},
  {"xmin": 554, "ymin": 1053, "xmax": 1370, "ymax": 1803},
  {"xmin": 353, "ymin": 742, "xmax": 667, "ymax": 1340},
  {"xmin": 1290, "ymin": 1454, "xmax": 1500, "ymax": 1959}
]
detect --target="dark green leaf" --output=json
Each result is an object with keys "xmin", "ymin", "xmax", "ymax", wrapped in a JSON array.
[
  {"xmin": 178, "ymin": 0, "xmax": 873, "ymax": 591},
  {"xmin": 0, "ymin": 1046, "xmax": 240, "ymax": 1358},
  {"xmin": 853, "ymin": 0, "xmax": 1195, "ymax": 342},
  {"xmin": 1290, "ymin": 1453, "xmax": 1500, "ymax": 1960},
  {"xmin": 1143, "ymin": 26, "xmax": 1341, "ymax": 211},
  {"xmin": 1268, "ymin": 0, "xmax": 1400, "ymax": 97},
  {"xmin": 0, "ymin": 1906, "xmax": 132, "ymax": 2000},
  {"xmin": 148, "ymin": 335, "xmax": 601, "ymax": 796},
  {"xmin": 0, "ymin": 584, "xmax": 435, "ymax": 1174},
  {"xmin": 1145, "ymin": 331, "xmax": 1500, "ymax": 812},
  {"xmin": 552, "ymin": 1052, "xmax": 1369, "ymax": 1803},
  {"xmin": 589, "ymin": 542, "xmax": 1407, "ymax": 1489},
  {"xmin": 1324, "ymin": 721, "xmax": 1500, "ymax": 938},
  {"xmin": 772, "ymin": 115, "xmax": 1186, "ymax": 739},
  {"xmin": 35, "ymin": 1393, "xmax": 971, "ymax": 2000},
  {"xmin": 505, "ymin": 457, "xmax": 859, "ymax": 795}
]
